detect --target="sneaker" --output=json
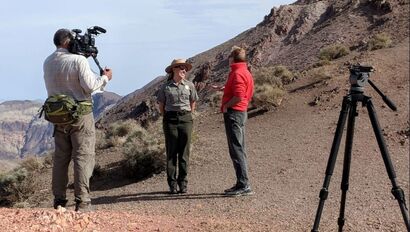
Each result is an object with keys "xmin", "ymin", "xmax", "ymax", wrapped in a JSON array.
[
  {"xmin": 169, "ymin": 187, "xmax": 178, "ymax": 194},
  {"xmin": 224, "ymin": 186, "xmax": 254, "ymax": 196},
  {"xmin": 224, "ymin": 185, "xmax": 239, "ymax": 193},
  {"xmin": 53, "ymin": 199, "xmax": 68, "ymax": 209},
  {"xmin": 179, "ymin": 186, "xmax": 187, "ymax": 194},
  {"xmin": 75, "ymin": 201, "xmax": 94, "ymax": 212}
]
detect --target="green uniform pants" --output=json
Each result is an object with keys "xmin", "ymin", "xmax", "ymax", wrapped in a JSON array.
[
  {"xmin": 163, "ymin": 112, "xmax": 193, "ymax": 189},
  {"xmin": 52, "ymin": 113, "xmax": 95, "ymax": 203}
]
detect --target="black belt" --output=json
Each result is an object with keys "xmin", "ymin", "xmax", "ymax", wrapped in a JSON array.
[{"xmin": 165, "ymin": 110, "xmax": 191, "ymax": 116}]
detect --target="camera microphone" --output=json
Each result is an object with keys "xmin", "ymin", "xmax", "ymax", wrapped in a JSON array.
[{"xmin": 93, "ymin": 26, "xmax": 106, "ymax": 33}]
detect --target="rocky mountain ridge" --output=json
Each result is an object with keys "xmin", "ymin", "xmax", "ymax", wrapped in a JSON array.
[
  {"xmin": 97, "ymin": 0, "xmax": 409, "ymax": 127},
  {"xmin": 0, "ymin": 101, "xmax": 45, "ymax": 159},
  {"xmin": 96, "ymin": 76, "xmax": 164, "ymax": 128},
  {"xmin": 0, "ymin": 92, "xmax": 121, "ymax": 160}
]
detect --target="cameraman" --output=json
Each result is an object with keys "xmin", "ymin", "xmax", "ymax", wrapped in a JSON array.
[{"xmin": 43, "ymin": 28, "xmax": 112, "ymax": 211}]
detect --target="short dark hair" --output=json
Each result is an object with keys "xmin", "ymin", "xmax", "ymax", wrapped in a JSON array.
[
  {"xmin": 229, "ymin": 46, "xmax": 247, "ymax": 63},
  {"xmin": 53, "ymin": 29, "xmax": 72, "ymax": 47}
]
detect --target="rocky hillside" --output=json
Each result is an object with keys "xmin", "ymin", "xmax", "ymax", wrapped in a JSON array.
[
  {"xmin": 92, "ymin": 92, "xmax": 122, "ymax": 120},
  {"xmin": 0, "ymin": 92, "xmax": 121, "ymax": 160},
  {"xmin": 0, "ymin": 101, "xmax": 45, "ymax": 159},
  {"xmin": 96, "ymin": 76, "xmax": 164, "ymax": 128},
  {"xmin": 97, "ymin": 0, "xmax": 409, "ymax": 126}
]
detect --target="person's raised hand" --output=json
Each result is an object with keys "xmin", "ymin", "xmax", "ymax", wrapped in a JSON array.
[{"xmin": 103, "ymin": 67, "xmax": 113, "ymax": 80}]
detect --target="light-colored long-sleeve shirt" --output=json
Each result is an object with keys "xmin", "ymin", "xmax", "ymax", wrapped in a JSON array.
[{"xmin": 43, "ymin": 48, "xmax": 108, "ymax": 101}]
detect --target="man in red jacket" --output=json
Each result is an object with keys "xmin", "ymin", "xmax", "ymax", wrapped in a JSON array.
[{"xmin": 221, "ymin": 46, "xmax": 254, "ymax": 196}]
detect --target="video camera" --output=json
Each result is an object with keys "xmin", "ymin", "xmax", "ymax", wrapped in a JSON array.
[
  {"xmin": 69, "ymin": 26, "xmax": 106, "ymax": 75},
  {"xmin": 69, "ymin": 26, "xmax": 106, "ymax": 58}
]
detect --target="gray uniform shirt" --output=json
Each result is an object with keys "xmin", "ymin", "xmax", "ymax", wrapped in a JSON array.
[
  {"xmin": 43, "ymin": 48, "xmax": 109, "ymax": 101},
  {"xmin": 157, "ymin": 79, "xmax": 198, "ymax": 112}
]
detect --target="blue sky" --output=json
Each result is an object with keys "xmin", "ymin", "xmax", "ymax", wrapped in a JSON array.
[{"xmin": 0, "ymin": 0, "xmax": 294, "ymax": 101}]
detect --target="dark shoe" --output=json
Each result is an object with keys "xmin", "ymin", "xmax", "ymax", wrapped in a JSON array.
[
  {"xmin": 169, "ymin": 187, "xmax": 178, "ymax": 194},
  {"xmin": 224, "ymin": 186, "xmax": 254, "ymax": 197},
  {"xmin": 179, "ymin": 186, "xmax": 187, "ymax": 194},
  {"xmin": 224, "ymin": 185, "xmax": 239, "ymax": 193},
  {"xmin": 75, "ymin": 201, "xmax": 93, "ymax": 212},
  {"xmin": 53, "ymin": 199, "xmax": 68, "ymax": 209}
]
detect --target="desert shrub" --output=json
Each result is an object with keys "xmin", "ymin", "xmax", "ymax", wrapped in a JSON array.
[
  {"xmin": 0, "ymin": 167, "xmax": 37, "ymax": 206},
  {"xmin": 107, "ymin": 120, "xmax": 139, "ymax": 137},
  {"xmin": 312, "ymin": 59, "xmax": 331, "ymax": 68},
  {"xmin": 0, "ymin": 155, "xmax": 56, "ymax": 207},
  {"xmin": 273, "ymin": 65, "xmax": 295, "ymax": 84},
  {"xmin": 103, "ymin": 120, "xmax": 141, "ymax": 148},
  {"xmin": 0, "ymin": 168, "xmax": 28, "ymax": 187},
  {"xmin": 254, "ymin": 65, "xmax": 295, "ymax": 86},
  {"xmin": 20, "ymin": 156, "xmax": 43, "ymax": 172},
  {"xmin": 306, "ymin": 67, "xmax": 332, "ymax": 82},
  {"xmin": 95, "ymin": 129, "xmax": 106, "ymax": 150},
  {"xmin": 319, "ymin": 44, "xmax": 350, "ymax": 61},
  {"xmin": 367, "ymin": 33, "xmax": 392, "ymax": 50},
  {"xmin": 254, "ymin": 67, "xmax": 283, "ymax": 87},
  {"xmin": 42, "ymin": 152, "xmax": 53, "ymax": 168},
  {"xmin": 292, "ymin": 71, "xmax": 303, "ymax": 80},
  {"xmin": 251, "ymin": 66, "xmax": 293, "ymax": 108},
  {"xmin": 121, "ymin": 121, "xmax": 166, "ymax": 179},
  {"xmin": 252, "ymin": 84, "xmax": 286, "ymax": 108},
  {"xmin": 123, "ymin": 145, "xmax": 165, "ymax": 179},
  {"xmin": 105, "ymin": 136, "xmax": 127, "ymax": 148}
]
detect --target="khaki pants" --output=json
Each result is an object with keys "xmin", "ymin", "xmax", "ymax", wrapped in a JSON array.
[{"xmin": 52, "ymin": 113, "xmax": 95, "ymax": 203}]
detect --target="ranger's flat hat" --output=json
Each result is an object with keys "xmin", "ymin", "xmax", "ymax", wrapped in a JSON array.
[{"xmin": 165, "ymin": 59, "xmax": 192, "ymax": 73}]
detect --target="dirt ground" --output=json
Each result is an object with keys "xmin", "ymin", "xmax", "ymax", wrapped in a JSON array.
[{"xmin": 1, "ymin": 43, "xmax": 409, "ymax": 231}]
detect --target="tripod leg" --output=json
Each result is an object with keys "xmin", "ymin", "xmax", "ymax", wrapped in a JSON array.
[
  {"xmin": 366, "ymin": 99, "xmax": 410, "ymax": 231},
  {"xmin": 312, "ymin": 97, "xmax": 351, "ymax": 232},
  {"xmin": 337, "ymin": 100, "xmax": 358, "ymax": 232}
]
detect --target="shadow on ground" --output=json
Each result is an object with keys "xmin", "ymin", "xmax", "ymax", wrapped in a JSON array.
[
  {"xmin": 92, "ymin": 191, "xmax": 230, "ymax": 205},
  {"xmin": 90, "ymin": 161, "xmax": 140, "ymax": 191}
]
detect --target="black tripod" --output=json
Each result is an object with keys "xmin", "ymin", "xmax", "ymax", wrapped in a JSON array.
[{"xmin": 311, "ymin": 65, "xmax": 410, "ymax": 231}]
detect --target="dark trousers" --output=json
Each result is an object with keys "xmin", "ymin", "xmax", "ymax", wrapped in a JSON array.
[
  {"xmin": 163, "ymin": 112, "xmax": 193, "ymax": 189},
  {"xmin": 224, "ymin": 109, "xmax": 249, "ymax": 188}
]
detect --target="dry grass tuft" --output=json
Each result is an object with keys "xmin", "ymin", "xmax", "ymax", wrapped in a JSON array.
[
  {"xmin": 253, "ymin": 84, "xmax": 286, "ymax": 107},
  {"xmin": 319, "ymin": 44, "xmax": 350, "ymax": 61},
  {"xmin": 368, "ymin": 33, "xmax": 392, "ymax": 50}
]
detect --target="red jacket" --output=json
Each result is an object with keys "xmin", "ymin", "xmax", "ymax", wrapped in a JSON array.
[{"xmin": 221, "ymin": 62, "xmax": 254, "ymax": 112}]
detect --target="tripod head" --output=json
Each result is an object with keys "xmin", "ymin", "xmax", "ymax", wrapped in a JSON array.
[
  {"xmin": 348, "ymin": 64, "xmax": 397, "ymax": 111},
  {"xmin": 349, "ymin": 64, "xmax": 374, "ymax": 93}
]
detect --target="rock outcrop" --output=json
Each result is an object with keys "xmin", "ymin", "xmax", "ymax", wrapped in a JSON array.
[{"xmin": 0, "ymin": 92, "xmax": 121, "ymax": 159}]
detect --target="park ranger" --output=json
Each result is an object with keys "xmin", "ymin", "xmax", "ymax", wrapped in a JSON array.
[{"xmin": 157, "ymin": 58, "xmax": 198, "ymax": 194}]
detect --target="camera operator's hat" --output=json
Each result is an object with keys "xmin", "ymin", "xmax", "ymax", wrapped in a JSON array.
[{"xmin": 165, "ymin": 59, "xmax": 192, "ymax": 73}]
